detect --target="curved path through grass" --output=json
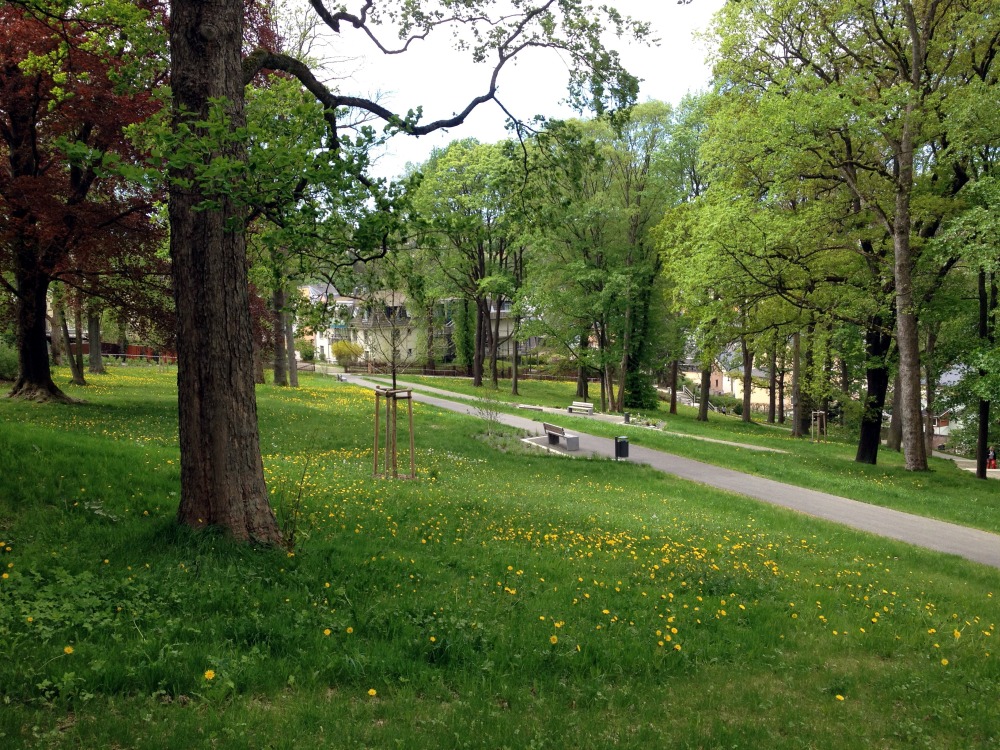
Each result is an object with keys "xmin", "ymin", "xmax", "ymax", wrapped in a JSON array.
[{"xmin": 351, "ymin": 375, "xmax": 1000, "ymax": 570}]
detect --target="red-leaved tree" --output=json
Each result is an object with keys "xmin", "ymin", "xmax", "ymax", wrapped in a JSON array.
[{"xmin": 0, "ymin": 2, "xmax": 166, "ymax": 400}]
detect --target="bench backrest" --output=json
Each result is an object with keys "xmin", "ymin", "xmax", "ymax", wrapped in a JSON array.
[
  {"xmin": 571, "ymin": 402, "xmax": 592, "ymax": 408},
  {"xmin": 542, "ymin": 422, "xmax": 565, "ymax": 436}
]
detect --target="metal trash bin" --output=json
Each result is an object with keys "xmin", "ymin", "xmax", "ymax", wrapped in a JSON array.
[
  {"xmin": 614, "ymin": 436, "xmax": 629, "ymax": 460},
  {"xmin": 623, "ymin": 412, "xmax": 630, "ymax": 424}
]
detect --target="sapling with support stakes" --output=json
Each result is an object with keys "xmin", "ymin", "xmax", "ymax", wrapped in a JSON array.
[{"xmin": 373, "ymin": 387, "xmax": 416, "ymax": 480}]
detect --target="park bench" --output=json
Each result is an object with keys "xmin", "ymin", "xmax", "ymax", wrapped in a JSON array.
[
  {"xmin": 542, "ymin": 422, "xmax": 579, "ymax": 451},
  {"xmin": 567, "ymin": 401, "xmax": 594, "ymax": 415}
]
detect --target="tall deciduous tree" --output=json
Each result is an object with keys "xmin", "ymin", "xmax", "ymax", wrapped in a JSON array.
[
  {"xmin": 1, "ymin": 1, "xmax": 164, "ymax": 401},
  {"xmin": 167, "ymin": 0, "xmax": 649, "ymax": 540},
  {"xmin": 413, "ymin": 138, "xmax": 520, "ymax": 387},
  {"xmin": 708, "ymin": 0, "xmax": 1000, "ymax": 469}
]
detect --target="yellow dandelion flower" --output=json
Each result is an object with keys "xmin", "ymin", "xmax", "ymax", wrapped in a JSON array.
[
  {"xmin": 323, "ymin": 628, "xmax": 331, "ymax": 636},
  {"xmin": 204, "ymin": 669, "xmax": 215, "ymax": 680},
  {"xmin": 63, "ymin": 646, "xmax": 74, "ymax": 655},
  {"xmin": 835, "ymin": 695, "xmax": 845, "ymax": 701},
  {"xmin": 346, "ymin": 627, "xmax": 354, "ymax": 634},
  {"xmin": 941, "ymin": 658, "xmax": 949, "ymax": 666},
  {"xmin": 368, "ymin": 688, "xmax": 377, "ymax": 697},
  {"xmin": 549, "ymin": 635, "xmax": 558, "ymax": 645}
]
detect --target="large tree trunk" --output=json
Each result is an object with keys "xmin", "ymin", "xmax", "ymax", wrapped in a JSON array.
[
  {"xmin": 886, "ymin": 374, "xmax": 903, "ymax": 452},
  {"xmin": 790, "ymin": 331, "xmax": 802, "ymax": 437},
  {"xmin": 88, "ymin": 307, "xmax": 105, "ymax": 374},
  {"xmin": 49, "ymin": 310, "xmax": 64, "ymax": 366},
  {"xmin": 923, "ymin": 328, "xmax": 938, "ymax": 456},
  {"xmin": 71, "ymin": 304, "xmax": 86, "ymax": 386},
  {"xmin": 598, "ymin": 321, "xmax": 615, "ymax": 412},
  {"xmin": 272, "ymin": 287, "xmax": 288, "ymax": 386},
  {"xmin": 976, "ymin": 270, "xmax": 996, "ymax": 479},
  {"xmin": 116, "ymin": 311, "xmax": 129, "ymax": 363},
  {"xmin": 253, "ymin": 342, "xmax": 265, "ymax": 385},
  {"xmin": 855, "ymin": 321, "xmax": 891, "ymax": 465},
  {"xmin": 511, "ymin": 315, "xmax": 520, "ymax": 397},
  {"xmin": 9, "ymin": 252, "xmax": 70, "ymax": 400},
  {"xmin": 285, "ymin": 310, "xmax": 298, "ymax": 388},
  {"xmin": 472, "ymin": 297, "xmax": 486, "ymax": 387},
  {"xmin": 777, "ymin": 348, "xmax": 786, "ymax": 424},
  {"xmin": 616, "ymin": 301, "xmax": 632, "ymax": 413},
  {"xmin": 669, "ymin": 359, "xmax": 678, "ymax": 415},
  {"xmin": 489, "ymin": 296, "xmax": 502, "ymax": 387},
  {"xmin": 893, "ymin": 115, "xmax": 928, "ymax": 471},
  {"xmin": 697, "ymin": 366, "xmax": 711, "ymax": 422},
  {"xmin": 796, "ymin": 323, "xmax": 815, "ymax": 438},
  {"xmin": 60, "ymin": 307, "xmax": 85, "ymax": 386},
  {"xmin": 169, "ymin": 0, "xmax": 280, "ymax": 544},
  {"xmin": 576, "ymin": 329, "xmax": 590, "ymax": 400},
  {"xmin": 741, "ymin": 337, "xmax": 752, "ymax": 423},
  {"xmin": 424, "ymin": 301, "xmax": 437, "ymax": 371},
  {"xmin": 767, "ymin": 342, "xmax": 776, "ymax": 424}
]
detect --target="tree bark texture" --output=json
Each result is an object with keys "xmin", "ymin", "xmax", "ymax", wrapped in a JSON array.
[
  {"xmin": 88, "ymin": 308, "xmax": 105, "ymax": 374},
  {"xmin": 767, "ymin": 343, "xmax": 776, "ymax": 424},
  {"xmin": 285, "ymin": 311, "xmax": 298, "ymax": 388},
  {"xmin": 9, "ymin": 251, "xmax": 68, "ymax": 400},
  {"xmin": 887, "ymin": 374, "xmax": 903, "ymax": 452},
  {"xmin": 511, "ymin": 316, "xmax": 520, "ymax": 397},
  {"xmin": 741, "ymin": 338, "xmax": 752, "ymax": 423},
  {"xmin": 790, "ymin": 331, "xmax": 802, "ymax": 437},
  {"xmin": 854, "ymin": 320, "xmax": 891, "ymax": 465},
  {"xmin": 777, "ymin": 349, "xmax": 785, "ymax": 424},
  {"xmin": 976, "ymin": 270, "xmax": 996, "ymax": 479},
  {"xmin": 669, "ymin": 359, "xmax": 678, "ymax": 415},
  {"xmin": 923, "ymin": 328, "xmax": 937, "ymax": 456},
  {"xmin": 60, "ymin": 307, "xmax": 84, "ymax": 386},
  {"xmin": 71, "ymin": 304, "xmax": 86, "ymax": 386},
  {"xmin": 272, "ymin": 287, "xmax": 288, "ymax": 386},
  {"xmin": 169, "ymin": 0, "xmax": 280, "ymax": 544},
  {"xmin": 472, "ymin": 298, "xmax": 485, "ymax": 387},
  {"xmin": 892, "ymin": 111, "xmax": 927, "ymax": 470},
  {"xmin": 576, "ymin": 330, "xmax": 590, "ymax": 400},
  {"xmin": 49, "ymin": 312, "xmax": 64, "ymax": 366},
  {"xmin": 697, "ymin": 366, "xmax": 711, "ymax": 422}
]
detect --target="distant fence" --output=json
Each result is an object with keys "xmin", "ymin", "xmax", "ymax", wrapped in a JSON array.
[
  {"xmin": 337, "ymin": 363, "xmax": 598, "ymax": 383},
  {"xmin": 55, "ymin": 343, "xmax": 177, "ymax": 365}
]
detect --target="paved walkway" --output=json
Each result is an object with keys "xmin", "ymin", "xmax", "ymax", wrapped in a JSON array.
[{"xmin": 347, "ymin": 376, "xmax": 1000, "ymax": 570}]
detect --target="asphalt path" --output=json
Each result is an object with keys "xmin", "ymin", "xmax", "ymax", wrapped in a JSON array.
[{"xmin": 348, "ymin": 375, "xmax": 1000, "ymax": 570}]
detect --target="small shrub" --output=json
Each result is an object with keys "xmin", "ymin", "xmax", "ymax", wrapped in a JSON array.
[
  {"xmin": 0, "ymin": 341, "xmax": 17, "ymax": 381},
  {"xmin": 710, "ymin": 394, "xmax": 741, "ymax": 416},
  {"xmin": 473, "ymin": 387, "xmax": 502, "ymax": 436},
  {"xmin": 297, "ymin": 339, "xmax": 315, "ymax": 362},
  {"xmin": 332, "ymin": 340, "xmax": 364, "ymax": 366}
]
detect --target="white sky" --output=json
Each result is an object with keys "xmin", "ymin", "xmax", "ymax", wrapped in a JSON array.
[{"xmin": 311, "ymin": 1, "xmax": 726, "ymax": 178}]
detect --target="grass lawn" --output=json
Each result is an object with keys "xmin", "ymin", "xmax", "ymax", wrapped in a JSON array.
[
  {"xmin": 375, "ymin": 374, "xmax": 1000, "ymax": 535},
  {"xmin": 0, "ymin": 368, "xmax": 997, "ymax": 748}
]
